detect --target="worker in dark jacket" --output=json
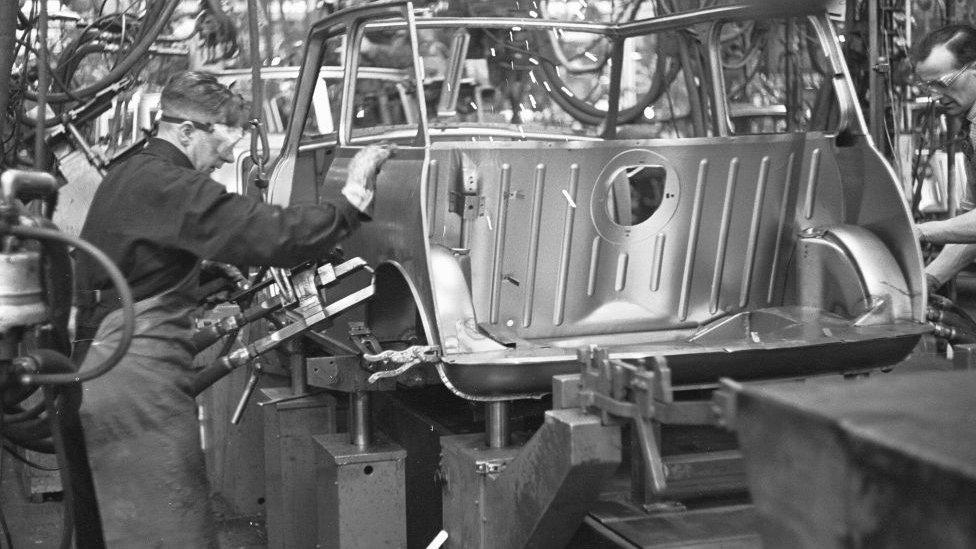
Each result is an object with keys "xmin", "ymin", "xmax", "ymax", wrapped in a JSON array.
[{"xmin": 72, "ymin": 71, "xmax": 391, "ymax": 547}]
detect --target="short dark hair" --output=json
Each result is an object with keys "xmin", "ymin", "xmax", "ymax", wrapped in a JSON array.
[
  {"xmin": 160, "ymin": 71, "xmax": 247, "ymax": 127},
  {"xmin": 913, "ymin": 24, "xmax": 976, "ymax": 68}
]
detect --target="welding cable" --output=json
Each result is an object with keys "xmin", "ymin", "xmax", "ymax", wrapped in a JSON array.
[
  {"xmin": 3, "ymin": 225, "xmax": 134, "ymax": 385},
  {"xmin": 927, "ymin": 308, "xmax": 976, "ymax": 343},
  {"xmin": 0, "ymin": 355, "xmax": 83, "ymax": 445},
  {"xmin": 2, "ymin": 381, "xmax": 36, "ymax": 410},
  {"xmin": 0, "ymin": 415, "xmax": 50, "ymax": 444},
  {"xmin": 1, "ymin": 401, "xmax": 45, "ymax": 424},
  {"xmin": 2, "ymin": 441, "xmax": 59, "ymax": 471},
  {"xmin": 32, "ymin": 218, "xmax": 75, "ymax": 357},
  {"xmin": 930, "ymin": 321, "xmax": 976, "ymax": 345},
  {"xmin": 0, "ymin": 424, "xmax": 54, "ymax": 453},
  {"xmin": 925, "ymin": 307, "xmax": 976, "ymax": 335},
  {"xmin": 0, "ymin": 482, "xmax": 11, "ymax": 549},
  {"xmin": 20, "ymin": 0, "xmax": 179, "ymax": 106},
  {"xmin": 0, "ymin": 420, "xmax": 14, "ymax": 549},
  {"xmin": 540, "ymin": 48, "xmax": 681, "ymax": 125},
  {"xmin": 929, "ymin": 294, "xmax": 976, "ymax": 324}
]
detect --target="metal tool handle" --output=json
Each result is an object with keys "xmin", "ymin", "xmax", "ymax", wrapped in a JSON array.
[
  {"xmin": 180, "ymin": 356, "xmax": 235, "ymax": 397},
  {"xmin": 231, "ymin": 365, "xmax": 262, "ymax": 424}
]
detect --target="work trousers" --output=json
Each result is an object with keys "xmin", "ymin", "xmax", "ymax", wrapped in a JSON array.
[{"xmin": 78, "ymin": 292, "xmax": 217, "ymax": 548}]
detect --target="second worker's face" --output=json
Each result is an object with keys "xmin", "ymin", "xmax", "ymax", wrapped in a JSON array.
[{"xmin": 915, "ymin": 44, "xmax": 976, "ymax": 117}]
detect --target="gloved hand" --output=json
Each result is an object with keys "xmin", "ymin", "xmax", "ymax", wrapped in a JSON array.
[
  {"xmin": 201, "ymin": 260, "xmax": 249, "ymax": 291},
  {"xmin": 914, "ymin": 223, "xmax": 928, "ymax": 243},
  {"xmin": 341, "ymin": 144, "xmax": 395, "ymax": 213},
  {"xmin": 197, "ymin": 260, "xmax": 249, "ymax": 308}
]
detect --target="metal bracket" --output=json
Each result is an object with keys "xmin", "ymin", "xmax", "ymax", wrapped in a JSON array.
[
  {"xmin": 578, "ymin": 346, "xmax": 666, "ymax": 492},
  {"xmin": 475, "ymin": 458, "xmax": 511, "ymax": 476},
  {"xmin": 348, "ymin": 322, "xmax": 383, "ymax": 356},
  {"xmin": 449, "ymin": 191, "xmax": 485, "ymax": 219},
  {"xmin": 575, "ymin": 347, "xmax": 721, "ymax": 494}
]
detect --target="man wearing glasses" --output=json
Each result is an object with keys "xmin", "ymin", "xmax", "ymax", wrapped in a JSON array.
[
  {"xmin": 73, "ymin": 71, "xmax": 391, "ymax": 546},
  {"xmin": 912, "ymin": 24, "xmax": 976, "ymax": 292}
]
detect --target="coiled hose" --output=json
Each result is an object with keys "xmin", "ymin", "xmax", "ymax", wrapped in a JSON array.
[{"xmin": 4, "ymin": 224, "xmax": 135, "ymax": 384}]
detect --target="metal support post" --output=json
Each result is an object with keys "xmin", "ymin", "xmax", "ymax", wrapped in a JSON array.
[
  {"xmin": 316, "ymin": 392, "xmax": 406, "ymax": 547},
  {"xmin": 350, "ymin": 391, "xmax": 372, "ymax": 448},
  {"xmin": 486, "ymin": 401, "xmax": 510, "ymax": 448},
  {"xmin": 287, "ymin": 339, "xmax": 308, "ymax": 395}
]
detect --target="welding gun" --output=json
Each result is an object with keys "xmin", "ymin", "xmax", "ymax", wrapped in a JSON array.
[{"xmin": 179, "ymin": 258, "xmax": 374, "ymax": 398}]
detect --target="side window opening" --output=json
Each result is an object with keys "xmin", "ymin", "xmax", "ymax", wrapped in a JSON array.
[{"xmin": 718, "ymin": 18, "xmax": 836, "ymax": 135}]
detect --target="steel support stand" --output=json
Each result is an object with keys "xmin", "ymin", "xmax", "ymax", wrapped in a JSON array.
[
  {"xmin": 315, "ymin": 389, "xmax": 406, "ymax": 548},
  {"xmin": 260, "ymin": 388, "xmax": 338, "ymax": 549},
  {"xmin": 441, "ymin": 408, "xmax": 621, "ymax": 549}
]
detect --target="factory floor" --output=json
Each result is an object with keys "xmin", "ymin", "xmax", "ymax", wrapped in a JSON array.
[{"xmin": 0, "ymin": 470, "xmax": 266, "ymax": 548}]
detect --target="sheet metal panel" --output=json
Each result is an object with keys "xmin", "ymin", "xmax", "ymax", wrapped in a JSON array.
[{"xmin": 428, "ymin": 134, "xmax": 818, "ymax": 341}]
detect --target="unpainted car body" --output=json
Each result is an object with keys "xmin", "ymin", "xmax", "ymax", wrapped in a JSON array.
[{"xmin": 265, "ymin": 0, "xmax": 926, "ymax": 399}]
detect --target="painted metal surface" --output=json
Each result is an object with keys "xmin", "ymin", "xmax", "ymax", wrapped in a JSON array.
[
  {"xmin": 730, "ymin": 370, "xmax": 976, "ymax": 548},
  {"xmin": 267, "ymin": 0, "xmax": 926, "ymax": 399},
  {"xmin": 440, "ymin": 409, "xmax": 621, "ymax": 549},
  {"xmin": 314, "ymin": 433, "xmax": 406, "ymax": 548}
]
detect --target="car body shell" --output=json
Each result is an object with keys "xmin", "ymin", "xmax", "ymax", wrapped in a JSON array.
[{"xmin": 264, "ymin": 0, "xmax": 927, "ymax": 400}]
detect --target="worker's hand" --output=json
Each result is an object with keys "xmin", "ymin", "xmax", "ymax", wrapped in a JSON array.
[
  {"xmin": 196, "ymin": 260, "xmax": 250, "ymax": 309},
  {"xmin": 341, "ymin": 144, "xmax": 395, "ymax": 213},
  {"xmin": 914, "ymin": 223, "xmax": 929, "ymax": 243},
  {"xmin": 200, "ymin": 260, "xmax": 249, "ymax": 291}
]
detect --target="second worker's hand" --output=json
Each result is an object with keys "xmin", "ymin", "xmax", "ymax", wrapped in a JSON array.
[
  {"xmin": 914, "ymin": 223, "xmax": 927, "ymax": 244},
  {"xmin": 341, "ymin": 144, "xmax": 396, "ymax": 213}
]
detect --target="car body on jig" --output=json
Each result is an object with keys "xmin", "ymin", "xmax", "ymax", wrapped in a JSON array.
[{"xmin": 262, "ymin": 0, "xmax": 926, "ymax": 400}]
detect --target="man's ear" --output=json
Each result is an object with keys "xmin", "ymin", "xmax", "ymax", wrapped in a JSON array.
[{"xmin": 177, "ymin": 122, "xmax": 195, "ymax": 146}]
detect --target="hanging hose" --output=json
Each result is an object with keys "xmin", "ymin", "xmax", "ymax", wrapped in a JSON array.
[
  {"xmin": 540, "ymin": 45, "xmax": 681, "ymax": 126},
  {"xmin": 246, "ymin": 0, "xmax": 270, "ymax": 192},
  {"xmin": 34, "ymin": 0, "xmax": 48, "ymax": 169}
]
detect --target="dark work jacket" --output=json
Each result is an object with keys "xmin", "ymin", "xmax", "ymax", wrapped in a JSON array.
[{"xmin": 74, "ymin": 137, "xmax": 362, "ymax": 332}]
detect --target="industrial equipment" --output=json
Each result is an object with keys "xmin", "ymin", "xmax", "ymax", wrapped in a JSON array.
[
  {"xmin": 218, "ymin": 0, "xmax": 929, "ymax": 546},
  {"xmin": 0, "ymin": 0, "xmax": 938, "ymax": 546},
  {"xmin": 0, "ymin": 169, "xmax": 136, "ymax": 547}
]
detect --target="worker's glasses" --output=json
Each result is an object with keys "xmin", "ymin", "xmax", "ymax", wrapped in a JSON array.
[
  {"xmin": 915, "ymin": 61, "xmax": 976, "ymax": 96},
  {"xmin": 159, "ymin": 115, "xmax": 247, "ymax": 143},
  {"xmin": 212, "ymin": 123, "xmax": 247, "ymax": 145}
]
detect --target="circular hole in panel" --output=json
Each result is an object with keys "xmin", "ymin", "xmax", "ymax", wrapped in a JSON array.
[{"xmin": 605, "ymin": 164, "xmax": 668, "ymax": 227}]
